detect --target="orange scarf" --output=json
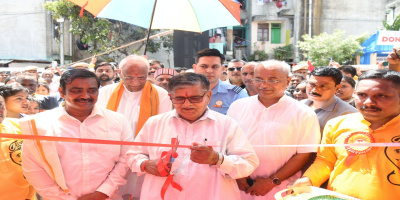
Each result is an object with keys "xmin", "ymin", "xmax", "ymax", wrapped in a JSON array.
[{"xmin": 106, "ymin": 81, "xmax": 159, "ymax": 136}]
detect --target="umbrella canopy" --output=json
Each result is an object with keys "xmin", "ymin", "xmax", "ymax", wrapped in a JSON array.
[{"xmin": 68, "ymin": 0, "xmax": 241, "ymax": 33}]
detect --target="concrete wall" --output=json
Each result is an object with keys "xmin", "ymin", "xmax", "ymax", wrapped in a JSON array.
[
  {"xmin": 0, "ymin": 0, "xmax": 52, "ymax": 61},
  {"xmin": 317, "ymin": 0, "xmax": 386, "ymax": 36}
]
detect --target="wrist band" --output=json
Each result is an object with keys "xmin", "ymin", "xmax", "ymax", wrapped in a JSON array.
[{"xmin": 141, "ymin": 160, "xmax": 151, "ymax": 172}]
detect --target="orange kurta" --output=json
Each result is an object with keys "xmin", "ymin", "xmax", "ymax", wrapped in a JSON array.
[
  {"xmin": 0, "ymin": 118, "xmax": 35, "ymax": 199},
  {"xmin": 304, "ymin": 113, "xmax": 400, "ymax": 200}
]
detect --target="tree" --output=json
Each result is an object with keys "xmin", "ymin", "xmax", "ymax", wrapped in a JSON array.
[
  {"xmin": 44, "ymin": 0, "xmax": 166, "ymax": 59},
  {"xmin": 383, "ymin": 15, "xmax": 400, "ymax": 30},
  {"xmin": 273, "ymin": 44, "xmax": 293, "ymax": 61},
  {"xmin": 297, "ymin": 29, "xmax": 367, "ymax": 67}
]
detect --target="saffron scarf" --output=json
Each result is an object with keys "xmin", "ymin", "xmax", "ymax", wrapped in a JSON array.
[{"xmin": 106, "ymin": 81, "xmax": 159, "ymax": 136}]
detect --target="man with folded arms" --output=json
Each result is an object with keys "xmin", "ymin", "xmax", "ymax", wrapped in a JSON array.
[
  {"xmin": 288, "ymin": 69, "xmax": 400, "ymax": 199},
  {"xmin": 126, "ymin": 73, "xmax": 259, "ymax": 199}
]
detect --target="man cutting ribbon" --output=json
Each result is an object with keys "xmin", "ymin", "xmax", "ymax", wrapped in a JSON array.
[{"xmin": 126, "ymin": 73, "xmax": 259, "ymax": 200}]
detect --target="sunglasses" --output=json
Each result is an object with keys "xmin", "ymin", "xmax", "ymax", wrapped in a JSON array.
[{"xmin": 227, "ymin": 67, "xmax": 242, "ymax": 72}]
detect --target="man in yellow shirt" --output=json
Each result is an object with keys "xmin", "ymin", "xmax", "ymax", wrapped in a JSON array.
[
  {"xmin": 0, "ymin": 95, "xmax": 35, "ymax": 199},
  {"xmin": 288, "ymin": 69, "xmax": 400, "ymax": 199}
]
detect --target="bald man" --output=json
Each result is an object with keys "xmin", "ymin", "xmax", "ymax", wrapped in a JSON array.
[
  {"xmin": 227, "ymin": 60, "xmax": 320, "ymax": 199},
  {"xmin": 96, "ymin": 55, "xmax": 172, "ymax": 199}
]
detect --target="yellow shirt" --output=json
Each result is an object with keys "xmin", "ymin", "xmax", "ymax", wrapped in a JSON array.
[
  {"xmin": 304, "ymin": 113, "xmax": 400, "ymax": 200},
  {"xmin": 0, "ymin": 118, "xmax": 35, "ymax": 200}
]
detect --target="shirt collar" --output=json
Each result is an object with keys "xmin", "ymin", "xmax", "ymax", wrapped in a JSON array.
[
  {"xmin": 212, "ymin": 80, "xmax": 228, "ymax": 94},
  {"xmin": 171, "ymin": 108, "xmax": 217, "ymax": 123},
  {"xmin": 256, "ymin": 94, "xmax": 288, "ymax": 108},
  {"xmin": 358, "ymin": 112, "xmax": 400, "ymax": 129},
  {"xmin": 59, "ymin": 105, "xmax": 104, "ymax": 120},
  {"xmin": 305, "ymin": 95, "xmax": 337, "ymax": 112}
]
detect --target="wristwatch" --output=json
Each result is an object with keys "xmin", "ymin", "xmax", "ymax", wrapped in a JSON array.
[{"xmin": 271, "ymin": 177, "xmax": 281, "ymax": 185}]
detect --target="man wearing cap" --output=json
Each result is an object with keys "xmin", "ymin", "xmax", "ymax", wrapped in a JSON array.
[
  {"xmin": 226, "ymin": 59, "xmax": 246, "ymax": 89},
  {"xmin": 94, "ymin": 62, "xmax": 115, "ymax": 88},
  {"xmin": 292, "ymin": 64, "xmax": 309, "ymax": 79},
  {"xmin": 24, "ymin": 66, "xmax": 40, "ymax": 79},
  {"xmin": 71, "ymin": 62, "xmax": 90, "ymax": 70},
  {"xmin": 153, "ymin": 68, "xmax": 178, "ymax": 91},
  {"xmin": 193, "ymin": 49, "xmax": 248, "ymax": 115},
  {"xmin": 147, "ymin": 60, "xmax": 163, "ymax": 83},
  {"xmin": 96, "ymin": 55, "xmax": 172, "ymax": 199}
]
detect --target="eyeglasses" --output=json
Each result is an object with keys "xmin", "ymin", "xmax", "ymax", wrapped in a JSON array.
[
  {"xmin": 170, "ymin": 93, "xmax": 207, "ymax": 104},
  {"xmin": 253, "ymin": 78, "xmax": 287, "ymax": 85},
  {"xmin": 227, "ymin": 67, "xmax": 242, "ymax": 72},
  {"xmin": 120, "ymin": 73, "xmax": 147, "ymax": 82}
]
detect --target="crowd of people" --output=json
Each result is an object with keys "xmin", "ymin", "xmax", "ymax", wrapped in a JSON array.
[{"xmin": 0, "ymin": 48, "xmax": 400, "ymax": 200}]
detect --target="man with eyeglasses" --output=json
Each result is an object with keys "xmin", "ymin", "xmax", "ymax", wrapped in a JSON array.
[
  {"xmin": 193, "ymin": 49, "xmax": 248, "ymax": 115},
  {"xmin": 96, "ymin": 55, "xmax": 172, "ymax": 199},
  {"xmin": 227, "ymin": 60, "xmax": 320, "ymax": 199},
  {"xmin": 226, "ymin": 59, "xmax": 246, "ymax": 89},
  {"xmin": 126, "ymin": 72, "xmax": 259, "ymax": 199},
  {"xmin": 303, "ymin": 66, "xmax": 358, "ymax": 133},
  {"xmin": 94, "ymin": 62, "xmax": 115, "ymax": 88}
]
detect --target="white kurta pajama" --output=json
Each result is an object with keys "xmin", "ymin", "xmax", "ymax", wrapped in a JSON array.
[
  {"xmin": 97, "ymin": 83, "xmax": 172, "ymax": 198},
  {"xmin": 126, "ymin": 109, "xmax": 259, "ymax": 200},
  {"xmin": 21, "ymin": 106, "xmax": 133, "ymax": 200},
  {"xmin": 227, "ymin": 95, "xmax": 321, "ymax": 200}
]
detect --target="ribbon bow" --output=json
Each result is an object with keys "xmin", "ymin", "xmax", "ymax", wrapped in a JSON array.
[{"xmin": 158, "ymin": 138, "xmax": 183, "ymax": 200}]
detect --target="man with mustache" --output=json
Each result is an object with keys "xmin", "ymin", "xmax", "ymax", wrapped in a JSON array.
[
  {"xmin": 147, "ymin": 60, "xmax": 163, "ymax": 84},
  {"xmin": 21, "ymin": 69, "xmax": 133, "ymax": 200},
  {"xmin": 303, "ymin": 66, "xmax": 358, "ymax": 132},
  {"xmin": 227, "ymin": 60, "xmax": 320, "ymax": 199},
  {"xmin": 126, "ymin": 73, "xmax": 259, "ymax": 199},
  {"xmin": 193, "ymin": 49, "xmax": 248, "ymax": 115},
  {"xmin": 226, "ymin": 59, "xmax": 246, "ymax": 89},
  {"xmin": 96, "ymin": 55, "xmax": 172, "ymax": 199},
  {"xmin": 42, "ymin": 70, "xmax": 60, "ymax": 94},
  {"xmin": 288, "ymin": 69, "xmax": 400, "ymax": 199},
  {"xmin": 153, "ymin": 68, "xmax": 178, "ymax": 91},
  {"xmin": 241, "ymin": 62, "xmax": 258, "ymax": 96},
  {"xmin": 95, "ymin": 62, "xmax": 115, "ymax": 88}
]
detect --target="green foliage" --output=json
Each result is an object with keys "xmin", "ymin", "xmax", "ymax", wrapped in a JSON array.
[
  {"xmin": 249, "ymin": 50, "xmax": 269, "ymax": 61},
  {"xmin": 383, "ymin": 15, "xmax": 400, "ymax": 30},
  {"xmin": 297, "ymin": 29, "xmax": 366, "ymax": 67},
  {"xmin": 44, "ymin": 0, "xmax": 165, "ymax": 57},
  {"xmin": 273, "ymin": 44, "xmax": 293, "ymax": 61}
]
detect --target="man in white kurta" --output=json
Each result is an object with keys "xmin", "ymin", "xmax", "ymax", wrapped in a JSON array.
[
  {"xmin": 227, "ymin": 60, "xmax": 320, "ymax": 199},
  {"xmin": 21, "ymin": 69, "xmax": 133, "ymax": 200},
  {"xmin": 96, "ymin": 55, "xmax": 172, "ymax": 199},
  {"xmin": 126, "ymin": 73, "xmax": 259, "ymax": 200}
]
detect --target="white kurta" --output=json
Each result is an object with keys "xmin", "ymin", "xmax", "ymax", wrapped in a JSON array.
[
  {"xmin": 227, "ymin": 95, "xmax": 321, "ymax": 200},
  {"xmin": 96, "ymin": 83, "xmax": 172, "ymax": 198},
  {"xmin": 21, "ymin": 106, "xmax": 133, "ymax": 200},
  {"xmin": 126, "ymin": 109, "xmax": 259, "ymax": 200},
  {"xmin": 96, "ymin": 83, "xmax": 172, "ymax": 133}
]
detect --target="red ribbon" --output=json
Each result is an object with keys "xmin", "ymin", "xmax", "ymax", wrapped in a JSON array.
[
  {"xmin": 157, "ymin": 138, "xmax": 182, "ymax": 199},
  {"xmin": 79, "ymin": 1, "xmax": 89, "ymax": 17}
]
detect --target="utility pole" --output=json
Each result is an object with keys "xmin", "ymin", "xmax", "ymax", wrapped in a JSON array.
[{"xmin": 57, "ymin": 17, "xmax": 64, "ymax": 66}]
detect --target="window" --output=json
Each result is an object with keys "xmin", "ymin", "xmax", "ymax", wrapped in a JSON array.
[{"xmin": 257, "ymin": 23, "xmax": 269, "ymax": 41}]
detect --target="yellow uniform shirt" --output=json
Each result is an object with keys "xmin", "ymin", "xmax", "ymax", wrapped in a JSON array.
[
  {"xmin": 0, "ymin": 118, "xmax": 35, "ymax": 200},
  {"xmin": 304, "ymin": 113, "xmax": 400, "ymax": 200}
]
